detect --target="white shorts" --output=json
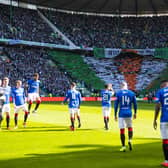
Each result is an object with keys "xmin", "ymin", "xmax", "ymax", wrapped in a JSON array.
[
  {"xmin": 2, "ymin": 104, "xmax": 10, "ymax": 113},
  {"xmin": 14, "ymin": 104, "xmax": 28, "ymax": 114},
  {"xmin": 160, "ymin": 123, "xmax": 168, "ymax": 139},
  {"xmin": 102, "ymin": 107, "xmax": 111, "ymax": 117},
  {"xmin": 69, "ymin": 108, "xmax": 80, "ymax": 115},
  {"xmin": 28, "ymin": 93, "xmax": 40, "ymax": 102},
  {"xmin": 119, "ymin": 117, "xmax": 132, "ymax": 129}
]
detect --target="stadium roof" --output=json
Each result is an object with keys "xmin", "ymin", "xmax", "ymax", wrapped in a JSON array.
[{"xmin": 19, "ymin": 0, "xmax": 168, "ymax": 15}]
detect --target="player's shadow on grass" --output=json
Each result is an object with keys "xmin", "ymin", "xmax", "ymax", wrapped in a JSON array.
[
  {"xmin": 0, "ymin": 142, "xmax": 163, "ymax": 168},
  {"xmin": 10, "ymin": 127, "xmax": 94, "ymax": 133}
]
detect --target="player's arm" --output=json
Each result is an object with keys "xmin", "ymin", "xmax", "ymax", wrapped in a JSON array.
[
  {"xmin": 153, "ymin": 90, "xmax": 161, "ymax": 130},
  {"xmin": 25, "ymin": 81, "xmax": 29, "ymax": 97},
  {"xmin": 62, "ymin": 92, "xmax": 69, "ymax": 104},
  {"xmin": 23, "ymin": 89, "xmax": 26, "ymax": 103},
  {"xmin": 11, "ymin": 90, "xmax": 15, "ymax": 105},
  {"xmin": 110, "ymin": 88, "xmax": 115, "ymax": 96},
  {"xmin": 78, "ymin": 92, "xmax": 82, "ymax": 109},
  {"xmin": 38, "ymin": 81, "xmax": 41, "ymax": 95},
  {"xmin": 114, "ymin": 95, "xmax": 119, "ymax": 121},
  {"xmin": 153, "ymin": 102, "xmax": 160, "ymax": 130},
  {"xmin": 133, "ymin": 95, "xmax": 137, "ymax": 119}
]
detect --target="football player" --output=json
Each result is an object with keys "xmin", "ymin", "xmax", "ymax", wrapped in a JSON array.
[
  {"xmin": 27, "ymin": 73, "xmax": 41, "ymax": 114},
  {"xmin": 2, "ymin": 77, "xmax": 11, "ymax": 129},
  {"xmin": 12, "ymin": 80, "xmax": 29, "ymax": 129},
  {"xmin": 153, "ymin": 80, "xmax": 168, "ymax": 167},
  {"xmin": 101, "ymin": 84, "xmax": 114, "ymax": 130},
  {"xmin": 62, "ymin": 82, "xmax": 82, "ymax": 131},
  {"xmin": 114, "ymin": 81, "xmax": 137, "ymax": 152}
]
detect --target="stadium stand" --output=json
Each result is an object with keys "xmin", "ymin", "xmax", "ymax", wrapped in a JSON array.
[
  {"xmin": 115, "ymin": 54, "xmax": 143, "ymax": 91},
  {"xmin": 83, "ymin": 56, "xmax": 125, "ymax": 91},
  {"xmin": 84, "ymin": 54, "xmax": 168, "ymax": 92},
  {"xmin": 0, "ymin": 4, "xmax": 68, "ymax": 45},
  {"xmin": 2, "ymin": 46, "xmax": 70, "ymax": 96},
  {"xmin": 136, "ymin": 56, "xmax": 168, "ymax": 91},
  {"xmin": 0, "ymin": 3, "xmax": 167, "ymax": 95},
  {"xmin": 49, "ymin": 51, "xmax": 105, "ymax": 91},
  {"xmin": 41, "ymin": 9, "xmax": 168, "ymax": 48}
]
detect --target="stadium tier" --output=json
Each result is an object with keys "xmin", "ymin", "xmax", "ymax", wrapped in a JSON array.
[
  {"xmin": 41, "ymin": 9, "xmax": 168, "ymax": 48},
  {"xmin": 0, "ymin": 46, "xmax": 167, "ymax": 96},
  {"xmin": 0, "ymin": 4, "xmax": 167, "ymax": 96},
  {"xmin": 49, "ymin": 50, "xmax": 105, "ymax": 91},
  {"xmin": 0, "ymin": 4, "xmax": 68, "ymax": 45},
  {"xmin": 1, "ymin": 46, "xmax": 70, "ymax": 96},
  {"xmin": 84, "ymin": 53, "xmax": 168, "ymax": 92}
]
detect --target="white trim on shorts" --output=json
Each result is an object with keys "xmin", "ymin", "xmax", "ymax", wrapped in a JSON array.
[
  {"xmin": 102, "ymin": 107, "xmax": 111, "ymax": 117},
  {"xmin": 160, "ymin": 122, "xmax": 168, "ymax": 139},
  {"xmin": 2, "ymin": 104, "xmax": 10, "ymax": 113},
  {"xmin": 119, "ymin": 117, "xmax": 132, "ymax": 129},
  {"xmin": 69, "ymin": 108, "xmax": 80, "ymax": 115},
  {"xmin": 14, "ymin": 104, "xmax": 28, "ymax": 114},
  {"xmin": 28, "ymin": 93, "xmax": 40, "ymax": 102}
]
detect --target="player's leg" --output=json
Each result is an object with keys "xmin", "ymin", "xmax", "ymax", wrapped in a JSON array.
[
  {"xmin": 119, "ymin": 118, "xmax": 126, "ymax": 152},
  {"xmin": 0, "ymin": 112, "xmax": 3, "ymax": 129},
  {"xmin": 28, "ymin": 100, "xmax": 33, "ymax": 113},
  {"xmin": 3, "ymin": 105, "xmax": 11, "ymax": 129},
  {"xmin": 0, "ymin": 101, "xmax": 4, "ymax": 129},
  {"xmin": 76, "ymin": 109, "xmax": 81, "ymax": 128},
  {"xmin": 106, "ymin": 107, "xmax": 111, "ymax": 130},
  {"xmin": 14, "ymin": 106, "xmax": 19, "ymax": 129},
  {"xmin": 69, "ymin": 109, "xmax": 75, "ymax": 131},
  {"xmin": 23, "ymin": 104, "xmax": 29, "ymax": 127},
  {"xmin": 103, "ymin": 107, "xmax": 108, "ymax": 130},
  {"xmin": 5, "ymin": 112, "xmax": 10, "ymax": 129},
  {"xmin": 126, "ymin": 118, "xmax": 133, "ymax": 151},
  {"xmin": 160, "ymin": 123, "xmax": 168, "ymax": 167},
  {"xmin": 33, "ymin": 95, "xmax": 41, "ymax": 113},
  {"xmin": 28, "ymin": 93, "xmax": 33, "ymax": 113}
]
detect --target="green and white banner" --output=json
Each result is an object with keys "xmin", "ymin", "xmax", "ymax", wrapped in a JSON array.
[{"xmin": 94, "ymin": 47, "xmax": 168, "ymax": 59}]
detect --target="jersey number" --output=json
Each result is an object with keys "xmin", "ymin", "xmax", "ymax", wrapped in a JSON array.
[
  {"xmin": 72, "ymin": 93, "xmax": 76, "ymax": 100},
  {"xmin": 103, "ymin": 94, "xmax": 108, "ymax": 101},
  {"xmin": 164, "ymin": 97, "xmax": 168, "ymax": 105},
  {"xmin": 122, "ymin": 96, "xmax": 130, "ymax": 105}
]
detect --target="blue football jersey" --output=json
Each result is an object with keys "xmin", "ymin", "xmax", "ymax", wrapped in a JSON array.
[
  {"xmin": 12, "ymin": 87, "xmax": 26, "ymax": 106},
  {"xmin": 27, "ymin": 80, "xmax": 40, "ymax": 93},
  {"xmin": 63, "ymin": 89, "xmax": 82, "ymax": 108},
  {"xmin": 155, "ymin": 87, "xmax": 168, "ymax": 122},
  {"xmin": 114, "ymin": 89, "xmax": 137, "ymax": 118},
  {"xmin": 3, "ymin": 86, "xmax": 11, "ymax": 104},
  {"xmin": 101, "ymin": 90, "xmax": 113, "ymax": 107}
]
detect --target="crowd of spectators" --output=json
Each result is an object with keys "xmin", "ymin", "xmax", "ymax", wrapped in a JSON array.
[
  {"xmin": 84, "ymin": 54, "xmax": 168, "ymax": 92},
  {"xmin": 0, "ymin": 4, "xmax": 168, "ymax": 95},
  {"xmin": 1, "ymin": 47, "xmax": 70, "ymax": 96},
  {"xmin": 0, "ymin": 4, "xmax": 67, "ymax": 45},
  {"xmin": 0, "ymin": 46, "xmax": 167, "ymax": 95},
  {"xmin": 136, "ymin": 56, "xmax": 168, "ymax": 91},
  {"xmin": 0, "ymin": 4, "xmax": 167, "ymax": 49},
  {"xmin": 83, "ymin": 56, "xmax": 125, "ymax": 91},
  {"xmin": 42, "ymin": 9, "xmax": 168, "ymax": 48}
]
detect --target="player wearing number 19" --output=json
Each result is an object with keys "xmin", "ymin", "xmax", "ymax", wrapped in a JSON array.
[
  {"xmin": 114, "ymin": 81, "xmax": 137, "ymax": 152},
  {"xmin": 101, "ymin": 84, "xmax": 114, "ymax": 130}
]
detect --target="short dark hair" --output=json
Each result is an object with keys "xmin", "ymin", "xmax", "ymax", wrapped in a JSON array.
[
  {"xmin": 104, "ymin": 84, "xmax": 108, "ymax": 89},
  {"xmin": 70, "ymin": 82, "xmax": 76, "ymax": 87},
  {"xmin": 34, "ymin": 73, "xmax": 39, "ymax": 77},
  {"xmin": 161, "ymin": 80, "xmax": 168, "ymax": 84},
  {"xmin": 3, "ymin": 77, "xmax": 9, "ymax": 80},
  {"xmin": 16, "ymin": 80, "xmax": 21, "ymax": 84}
]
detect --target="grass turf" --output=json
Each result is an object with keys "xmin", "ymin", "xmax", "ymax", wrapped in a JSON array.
[{"xmin": 0, "ymin": 102, "xmax": 163, "ymax": 168}]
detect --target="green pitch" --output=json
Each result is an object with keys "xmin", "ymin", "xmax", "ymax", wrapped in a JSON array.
[{"xmin": 0, "ymin": 102, "xmax": 162, "ymax": 168}]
